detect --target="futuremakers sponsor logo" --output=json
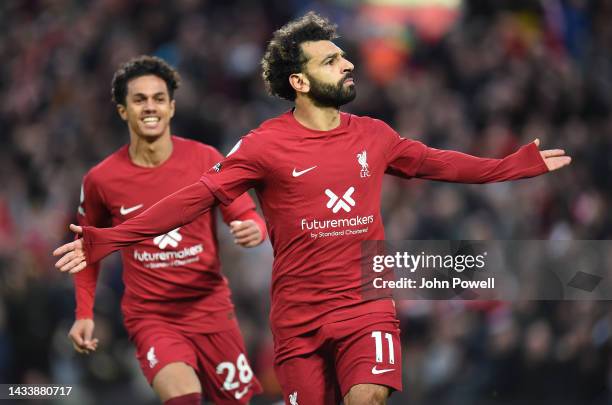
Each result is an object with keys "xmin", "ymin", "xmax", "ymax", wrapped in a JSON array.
[
  {"xmin": 133, "ymin": 227, "xmax": 203, "ymax": 263},
  {"xmin": 325, "ymin": 187, "xmax": 355, "ymax": 213},
  {"xmin": 134, "ymin": 244, "xmax": 203, "ymax": 262},
  {"xmin": 153, "ymin": 227, "xmax": 182, "ymax": 249},
  {"xmin": 301, "ymin": 186, "xmax": 374, "ymax": 231},
  {"xmin": 301, "ymin": 215, "xmax": 374, "ymax": 231}
]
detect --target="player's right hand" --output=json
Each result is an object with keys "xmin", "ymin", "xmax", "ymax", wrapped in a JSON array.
[
  {"xmin": 53, "ymin": 224, "xmax": 87, "ymax": 274},
  {"xmin": 230, "ymin": 220, "xmax": 264, "ymax": 248},
  {"xmin": 68, "ymin": 318, "xmax": 99, "ymax": 354}
]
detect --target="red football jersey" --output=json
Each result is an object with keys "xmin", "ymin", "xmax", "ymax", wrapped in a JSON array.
[
  {"xmin": 200, "ymin": 111, "xmax": 547, "ymax": 340},
  {"xmin": 75, "ymin": 136, "xmax": 260, "ymax": 333},
  {"xmin": 79, "ymin": 112, "xmax": 546, "ymax": 341}
]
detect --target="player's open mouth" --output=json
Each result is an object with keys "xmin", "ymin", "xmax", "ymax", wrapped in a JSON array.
[{"xmin": 142, "ymin": 117, "xmax": 160, "ymax": 128}]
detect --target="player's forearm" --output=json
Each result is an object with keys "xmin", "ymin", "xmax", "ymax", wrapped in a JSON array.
[
  {"xmin": 75, "ymin": 285, "xmax": 95, "ymax": 319},
  {"xmin": 82, "ymin": 181, "xmax": 218, "ymax": 264},
  {"xmin": 74, "ymin": 264, "xmax": 100, "ymax": 319},
  {"xmin": 416, "ymin": 142, "xmax": 547, "ymax": 183}
]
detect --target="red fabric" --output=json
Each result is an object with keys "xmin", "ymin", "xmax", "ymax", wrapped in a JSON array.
[
  {"xmin": 414, "ymin": 142, "xmax": 547, "ymax": 182},
  {"xmin": 275, "ymin": 311, "xmax": 401, "ymax": 402},
  {"xmin": 75, "ymin": 137, "xmax": 262, "ymax": 333},
  {"xmin": 131, "ymin": 320, "xmax": 261, "ymax": 404},
  {"xmin": 80, "ymin": 112, "xmax": 549, "ymax": 341},
  {"xmin": 82, "ymin": 181, "xmax": 216, "ymax": 263},
  {"xmin": 81, "ymin": 188, "xmax": 271, "ymax": 267},
  {"xmin": 163, "ymin": 393, "xmax": 202, "ymax": 405}
]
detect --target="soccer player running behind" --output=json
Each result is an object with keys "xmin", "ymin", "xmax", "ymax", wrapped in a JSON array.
[
  {"xmin": 68, "ymin": 56, "xmax": 264, "ymax": 405},
  {"xmin": 54, "ymin": 14, "xmax": 571, "ymax": 405}
]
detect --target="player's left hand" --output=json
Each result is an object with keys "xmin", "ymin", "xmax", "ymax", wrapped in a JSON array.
[
  {"xmin": 53, "ymin": 224, "xmax": 88, "ymax": 274},
  {"xmin": 534, "ymin": 138, "xmax": 572, "ymax": 172},
  {"xmin": 230, "ymin": 220, "xmax": 263, "ymax": 248}
]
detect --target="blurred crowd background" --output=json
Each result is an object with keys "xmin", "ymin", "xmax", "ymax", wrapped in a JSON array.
[{"xmin": 1, "ymin": 0, "xmax": 611, "ymax": 404}]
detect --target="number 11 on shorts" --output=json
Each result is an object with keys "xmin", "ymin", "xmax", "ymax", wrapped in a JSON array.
[{"xmin": 371, "ymin": 331, "xmax": 395, "ymax": 364}]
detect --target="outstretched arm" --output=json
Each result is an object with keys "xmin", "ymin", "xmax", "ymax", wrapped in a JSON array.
[
  {"xmin": 54, "ymin": 180, "xmax": 218, "ymax": 273},
  {"xmin": 387, "ymin": 138, "xmax": 571, "ymax": 183},
  {"xmin": 411, "ymin": 139, "xmax": 570, "ymax": 183}
]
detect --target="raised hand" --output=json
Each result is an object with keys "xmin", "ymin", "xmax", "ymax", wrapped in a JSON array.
[
  {"xmin": 53, "ymin": 224, "xmax": 87, "ymax": 274},
  {"xmin": 230, "ymin": 220, "xmax": 264, "ymax": 248},
  {"xmin": 534, "ymin": 138, "xmax": 572, "ymax": 172}
]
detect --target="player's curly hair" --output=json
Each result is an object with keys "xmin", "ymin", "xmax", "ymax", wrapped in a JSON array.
[
  {"xmin": 261, "ymin": 12, "xmax": 338, "ymax": 101},
  {"xmin": 111, "ymin": 55, "xmax": 181, "ymax": 105}
]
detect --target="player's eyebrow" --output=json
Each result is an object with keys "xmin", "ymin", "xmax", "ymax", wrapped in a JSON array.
[
  {"xmin": 320, "ymin": 51, "xmax": 345, "ymax": 65},
  {"xmin": 132, "ymin": 91, "xmax": 167, "ymax": 98}
]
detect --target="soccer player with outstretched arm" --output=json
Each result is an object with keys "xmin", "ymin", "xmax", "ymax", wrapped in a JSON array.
[
  {"xmin": 67, "ymin": 56, "xmax": 264, "ymax": 405},
  {"xmin": 54, "ymin": 15, "xmax": 571, "ymax": 405}
]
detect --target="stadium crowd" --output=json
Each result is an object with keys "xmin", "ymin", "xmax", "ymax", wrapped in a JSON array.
[{"xmin": 1, "ymin": 0, "xmax": 611, "ymax": 404}]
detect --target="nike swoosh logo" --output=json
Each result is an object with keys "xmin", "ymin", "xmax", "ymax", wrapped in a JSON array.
[
  {"xmin": 292, "ymin": 166, "xmax": 317, "ymax": 177},
  {"xmin": 120, "ymin": 204, "xmax": 143, "ymax": 215},
  {"xmin": 371, "ymin": 366, "xmax": 395, "ymax": 375},
  {"xmin": 234, "ymin": 384, "xmax": 251, "ymax": 400}
]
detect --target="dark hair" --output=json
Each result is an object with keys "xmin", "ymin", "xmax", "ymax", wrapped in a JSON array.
[
  {"xmin": 261, "ymin": 12, "xmax": 338, "ymax": 101},
  {"xmin": 111, "ymin": 55, "xmax": 181, "ymax": 105}
]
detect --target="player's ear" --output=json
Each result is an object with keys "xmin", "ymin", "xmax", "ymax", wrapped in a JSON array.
[
  {"xmin": 169, "ymin": 99, "xmax": 176, "ymax": 119},
  {"xmin": 116, "ymin": 104, "xmax": 128, "ymax": 121},
  {"xmin": 289, "ymin": 73, "xmax": 310, "ymax": 95}
]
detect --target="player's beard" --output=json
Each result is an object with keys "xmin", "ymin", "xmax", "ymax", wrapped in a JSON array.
[{"xmin": 305, "ymin": 72, "xmax": 356, "ymax": 108}]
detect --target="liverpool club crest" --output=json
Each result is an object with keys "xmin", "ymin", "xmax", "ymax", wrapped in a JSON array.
[{"xmin": 357, "ymin": 150, "xmax": 370, "ymax": 178}]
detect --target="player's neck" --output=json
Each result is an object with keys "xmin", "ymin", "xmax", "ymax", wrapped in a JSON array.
[
  {"xmin": 128, "ymin": 132, "xmax": 173, "ymax": 168},
  {"xmin": 293, "ymin": 99, "xmax": 341, "ymax": 131}
]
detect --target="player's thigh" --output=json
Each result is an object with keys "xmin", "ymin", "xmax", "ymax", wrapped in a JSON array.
[
  {"xmin": 274, "ymin": 352, "xmax": 341, "ymax": 405},
  {"xmin": 190, "ymin": 327, "xmax": 262, "ymax": 404},
  {"xmin": 344, "ymin": 383, "xmax": 389, "ymax": 405},
  {"xmin": 153, "ymin": 362, "xmax": 201, "ymax": 402},
  {"xmin": 333, "ymin": 317, "xmax": 402, "ymax": 399},
  {"xmin": 131, "ymin": 325, "xmax": 201, "ymax": 400}
]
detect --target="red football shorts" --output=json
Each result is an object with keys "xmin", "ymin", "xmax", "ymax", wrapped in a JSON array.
[
  {"xmin": 274, "ymin": 312, "xmax": 402, "ymax": 404},
  {"xmin": 128, "ymin": 320, "xmax": 262, "ymax": 404}
]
